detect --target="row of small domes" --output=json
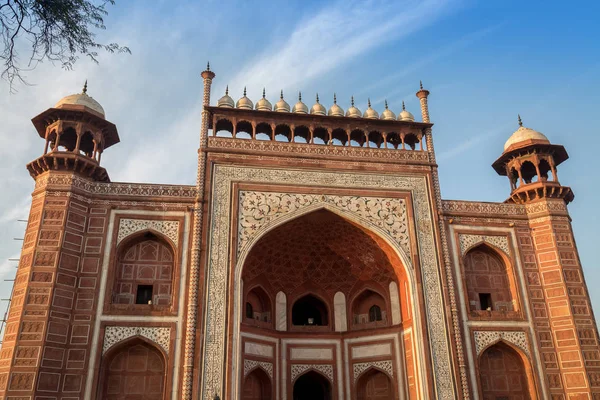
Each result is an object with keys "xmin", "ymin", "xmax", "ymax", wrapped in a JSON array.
[{"xmin": 217, "ymin": 88, "xmax": 416, "ymax": 122}]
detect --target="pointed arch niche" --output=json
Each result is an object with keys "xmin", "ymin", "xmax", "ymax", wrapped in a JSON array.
[
  {"xmin": 236, "ymin": 206, "xmax": 419, "ymax": 397},
  {"xmin": 356, "ymin": 367, "xmax": 396, "ymax": 400},
  {"xmin": 98, "ymin": 337, "xmax": 167, "ymax": 400},
  {"xmin": 461, "ymin": 242, "xmax": 520, "ymax": 318},
  {"xmin": 110, "ymin": 231, "xmax": 176, "ymax": 312},
  {"xmin": 478, "ymin": 341, "xmax": 536, "ymax": 399}
]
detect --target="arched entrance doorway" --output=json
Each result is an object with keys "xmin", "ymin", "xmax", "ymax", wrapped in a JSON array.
[
  {"xmin": 242, "ymin": 368, "xmax": 272, "ymax": 400},
  {"xmin": 357, "ymin": 369, "xmax": 395, "ymax": 400},
  {"xmin": 100, "ymin": 339, "xmax": 166, "ymax": 399},
  {"xmin": 293, "ymin": 370, "xmax": 332, "ymax": 400},
  {"xmin": 479, "ymin": 341, "xmax": 533, "ymax": 399}
]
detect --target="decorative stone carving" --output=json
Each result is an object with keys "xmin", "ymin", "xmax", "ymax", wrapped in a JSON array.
[
  {"xmin": 334, "ymin": 292, "xmax": 347, "ymax": 332},
  {"xmin": 353, "ymin": 360, "xmax": 394, "ymax": 381},
  {"xmin": 442, "ymin": 200, "xmax": 525, "ymax": 216},
  {"xmin": 473, "ymin": 330, "xmax": 530, "ymax": 357},
  {"xmin": 276, "ymin": 291, "xmax": 287, "ymax": 331},
  {"xmin": 458, "ymin": 234, "xmax": 510, "ymax": 256},
  {"xmin": 290, "ymin": 364, "xmax": 334, "ymax": 382},
  {"xmin": 102, "ymin": 326, "xmax": 171, "ymax": 355},
  {"xmin": 244, "ymin": 359, "xmax": 273, "ymax": 379},
  {"xmin": 117, "ymin": 218, "xmax": 179, "ymax": 246},
  {"xmin": 203, "ymin": 165, "xmax": 454, "ymax": 400},
  {"xmin": 238, "ymin": 192, "xmax": 410, "ymax": 259}
]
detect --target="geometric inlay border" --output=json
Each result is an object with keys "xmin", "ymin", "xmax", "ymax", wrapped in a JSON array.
[
  {"xmin": 102, "ymin": 326, "xmax": 171, "ymax": 355},
  {"xmin": 117, "ymin": 218, "xmax": 180, "ymax": 246},
  {"xmin": 353, "ymin": 360, "xmax": 394, "ymax": 381},
  {"xmin": 473, "ymin": 330, "xmax": 529, "ymax": 357},
  {"xmin": 244, "ymin": 359, "xmax": 273, "ymax": 379},
  {"xmin": 458, "ymin": 234, "xmax": 510, "ymax": 257},
  {"xmin": 201, "ymin": 165, "xmax": 455, "ymax": 400}
]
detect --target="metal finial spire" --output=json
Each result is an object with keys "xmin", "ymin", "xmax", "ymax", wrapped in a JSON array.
[
  {"xmin": 299, "ymin": 91, "xmax": 302, "ymax": 101},
  {"xmin": 385, "ymin": 100, "xmax": 389, "ymax": 109},
  {"xmin": 206, "ymin": 61, "xmax": 210, "ymax": 71},
  {"xmin": 280, "ymin": 89, "xmax": 284, "ymax": 99},
  {"xmin": 82, "ymin": 80, "xmax": 88, "ymax": 94},
  {"xmin": 316, "ymin": 93, "xmax": 320, "ymax": 103},
  {"xmin": 262, "ymin": 88, "xmax": 266, "ymax": 98},
  {"xmin": 368, "ymin": 98, "xmax": 372, "ymax": 108},
  {"xmin": 351, "ymin": 96, "xmax": 355, "ymax": 106},
  {"xmin": 334, "ymin": 93, "xmax": 337, "ymax": 104},
  {"xmin": 225, "ymin": 85, "xmax": 229, "ymax": 95},
  {"xmin": 402, "ymin": 101, "xmax": 406, "ymax": 111},
  {"xmin": 243, "ymin": 86, "xmax": 247, "ymax": 96},
  {"xmin": 518, "ymin": 114, "xmax": 523, "ymax": 127},
  {"xmin": 420, "ymin": 80, "xmax": 423, "ymax": 90}
]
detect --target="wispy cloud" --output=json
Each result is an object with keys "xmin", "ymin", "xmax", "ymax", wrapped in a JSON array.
[
  {"xmin": 0, "ymin": 196, "xmax": 30, "ymax": 224},
  {"xmin": 227, "ymin": 0, "xmax": 461, "ymax": 98},
  {"xmin": 0, "ymin": 253, "xmax": 19, "ymax": 280},
  {"xmin": 436, "ymin": 123, "xmax": 512, "ymax": 162}
]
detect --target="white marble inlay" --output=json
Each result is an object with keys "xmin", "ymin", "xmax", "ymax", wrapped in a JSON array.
[
  {"xmin": 334, "ymin": 292, "xmax": 348, "ymax": 332},
  {"xmin": 389, "ymin": 281, "xmax": 401, "ymax": 325},
  {"xmin": 244, "ymin": 342, "xmax": 273, "ymax": 358},
  {"xmin": 276, "ymin": 291, "xmax": 287, "ymax": 332},
  {"xmin": 290, "ymin": 348, "xmax": 333, "ymax": 361},
  {"xmin": 352, "ymin": 343, "xmax": 392, "ymax": 359}
]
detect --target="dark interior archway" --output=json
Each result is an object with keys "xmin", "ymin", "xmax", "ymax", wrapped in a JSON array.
[
  {"xmin": 292, "ymin": 294, "xmax": 328, "ymax": 326},
  {"xmin": 357, "ymin": 368, "xmax": 394, "ymax": 400},
  {"xmin": 293, "ymin": 370, "xmax": 331, "ymax": 400},
  {"xmin": 242, "ymin": 367, "xmax": 272, "ymax": 400}
]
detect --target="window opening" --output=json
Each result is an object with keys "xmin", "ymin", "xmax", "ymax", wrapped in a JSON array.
[
  {"xmin": 246, "ymin": 302, "xmax": 253, "ymax": 319},
  {"xmin": 136, "ymin": 285, "xmax": 153, "ymax": 304},
  {"xmin": 369, "ymin": 305, "xmax": 382, "ymax": 322},
  {"xmin": 479, "ymin": 293, "xmax": 492, "ymax": 311}
]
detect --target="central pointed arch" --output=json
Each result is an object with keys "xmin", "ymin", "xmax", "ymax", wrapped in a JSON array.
[{"xmin": 231, "ymin": 202, "xmax": 428, "ymax": 398}]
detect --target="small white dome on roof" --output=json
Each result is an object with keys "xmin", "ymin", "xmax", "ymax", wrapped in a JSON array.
[
  {"xmin": 236, "ymin": 87, "xmax": 253, "ymax": 109},
  {"xmin": 380, "ymin": 100, "xmax": 396, "ymax": 121},
  {"xmin": 328, "ymin": 94, "xmax": 344, "ymax": 117},
  {"xmin": 503, "ymin": 116, "xmax": 550, "ymax": 151},
  {"xmin": 363, "ymin": 99, "xmax": 379, "ymax": 119},
  {"xmin": 255, "ymin": 88, "xmax": 272, "ymax": 111},
  {"xmin": 398, "ymin": 101, "xmax": 414, "ymax": 122},
  {"xmin": 292, "ymin": 92, "xmax": 309, "ymax": 114},
  {"xmin": 217, "ymin": 86, "xmax": 235, "ymax": 108},
  {"xmin": 345, "ymin": 96, "xmax": 361, "ymax": 118},
  {"xmin": 274, "ymin": 90, "xmax": 290, "ymax": 112},
  {"xmin": 310, "ymin": 94, "xmax": 326, "ymax": 116},
  {"xmin": 54, "ymin": 81, "xmax": 105, "ymax": 117}
]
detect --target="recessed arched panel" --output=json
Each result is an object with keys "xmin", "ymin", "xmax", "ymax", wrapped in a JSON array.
[
  {"xmin": 292, "ymin": 294, "xmax": 329, "ymax": 327},
  {"xmin": 356, "ymin": 368, "xmax": 394, "ymax": 400},
  {"xmin": 478, "ymin": 341, "xmax": 534, "ymax": 399},
  {"xmin": 293, "ymin": 370, "xmax": 332, "ymax": 400},
  {"xmin": 242, "ymin": 367, "xmax": 272, "ymax": 400}
]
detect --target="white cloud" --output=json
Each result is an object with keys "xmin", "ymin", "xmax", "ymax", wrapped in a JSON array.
[{"xmin": 227, "ymin": 0, "xmax": 461, "ymax": 99}]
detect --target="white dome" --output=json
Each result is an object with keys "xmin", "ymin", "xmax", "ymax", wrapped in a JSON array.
[
  {"xmin": 55, "ymin": 89, "xmax": 105, "ymax": 117},
  {"xmin": 503, "ymin": 125, "xmax": 549, "ymax": 151}
]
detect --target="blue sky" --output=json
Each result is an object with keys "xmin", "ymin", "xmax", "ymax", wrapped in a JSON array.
[{"xmin": 1, "ymin": 0, "xmax": 599, "ymax": 319}]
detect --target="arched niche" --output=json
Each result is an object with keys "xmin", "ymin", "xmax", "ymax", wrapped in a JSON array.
[
  {"xmin": 275, "ymin": 124, "xmax": 292, "ymax": 142},
  {"xmin": 520, "ymin": 160, "xmax": 537, "ymax": 183},
  {"xmin": 478, "ymin": 341, "xmax": 535, "ymax": 399},
  {"xmin": 275, "ymin": 291, "xmax": 287, "ymax": 331},
  {"xmin": 242, "ymin": 367, "xmax": 272, "ymax": 400},
  {"xmin": 351, "ymin": 288, "xmax": 389, "ymax": 329},
  {"xmin": 386, "ymin": 132, "xmax": 401, "ymax": 149},
  {"xmin": 291, "ymin": 293, "xmax": 329, "ymax": 328},
  {"xmin": 244, "ymin": 285, "xmax": 272, "ymax": 328},
  {"xmin": 79, "ymin": 131, "xmax": 95, "ymax": 157},
  {"xmin": 463, "ymin": 244, "xmax": 518, "ymax": 316},
  {"xmin": 331, "ymin": 128, "xmax": 348, "ymax": 146},
  {"xmin": 98, "ymin": 337, "xmax": 167, "ymax": 400},
  {"xmin": 350, "ymin": 129, "xmax": 366, "ymax": 147},
  {"xmin": 403, "ymin": 133, "xmax": 419, "ymax": 150},
  {"xmin": 356, "ymin": 367, "xmax": 395, "ymax": 400},
  {"xmin": 112, "ymin": 232, "xmax": 175, "ymax": 308},
  {"xmin": 56, "ymin": 127, "xmax": 78, "ymax": 152},
  {"xmin": 293, "ymin": 370, "xmax": 332, "ymax": 400},
  {"xmin": 334, "ymin": 291, "xmax": 347, "ymax": 332},
  {"xmin": 255, "ymin": 122, "xmax": 272, "ymax": 141},
  {"xmin": 313, "ymin": 127, "xmax": 328, "ymax": 144},
  {"xmin": 293, "ymin": 125, "xmax": 309, "ymax": 143}
]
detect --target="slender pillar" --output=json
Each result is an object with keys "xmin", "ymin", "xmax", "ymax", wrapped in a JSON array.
[
  {"xmin": 416, "ymin": 81, "xmax": 431, "ymax": 123},
  {"xmin": 183, "ymin": 62, "xmax": 214, "ymax": 400}
]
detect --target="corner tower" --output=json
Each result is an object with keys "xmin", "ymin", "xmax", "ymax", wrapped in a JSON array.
[
  {"xmin": 27, "ymin": 82, "xmax": 119, "ymax": 182},
  {"xmin": 492, "ymin": 117, "xmax": 600, "ymax": 397}
]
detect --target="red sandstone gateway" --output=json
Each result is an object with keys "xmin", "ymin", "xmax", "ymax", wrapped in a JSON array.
[{"xmin": 0, "ymin": 65, "xmax": 596, "ymax": 399}]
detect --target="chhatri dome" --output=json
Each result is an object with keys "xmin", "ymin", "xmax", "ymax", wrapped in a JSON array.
[
  {"xmin": 363, "ymin": 99, "xmax": 379, "ymax": 119},
  {"xmin": 328, "ymin": 94, "xmax": 344, "ymax": 117},
  {"xmin": 398, "ymin": 101, "xmax": 415, "ymax": 122},
  {"xmin": 310, "ymin": 94, "xmax": 326, "ymax": 116},
  {"xmin": 274, "ymin": 90, "xmax": 290, "ymax": 112},
  {"xmin": 345, "ymin": 96, "xmax": 361, "ymax": 118},
  {"xmin": 255, "ymin": 88, "xmax": 272, "ymax": 111},
  {"xmin": 236, "ymin": 87, "xmax": 253, "ymax": 109},
  {"xmin": 217, "ymin": 86, "xmax": 235, "ymax": 108},
  {"xmin": 380, "ymin": 100, "xmax": 396, "ymax": 121},
  {"xmin": 503, "ymin": 115, "xmax": 550, "ymax": 151},
  {"xmin": 54, "ymin": 81, "xmax": 105, "ymax": 117},
  {"xmin": 292, "ymin": 92, "xmax": 308, "ymax": 114}
]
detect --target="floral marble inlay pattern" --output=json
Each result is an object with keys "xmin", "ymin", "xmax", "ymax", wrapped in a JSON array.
[
  {"xmin": 290, "ymin": 364, "xmax": 334, "ymax": 382},
  {"xmin": 238, "ymin": 192, "xmax": 410, "ymax": 259},
  {"xmin": 117, "ymin": 218, "xmax": 179, "ymax": 246},
  {"xmin": 473, "ymin": 330, "xmax": 529, "ymax": 357},
  {"xmin": 458, "ymin": 234, "xmax": 510, "ymax": 256},
  {"xmin": 353, "ymin": 360, "xmax": 394, "ymax": 381},
  {"xmin": 243, "ymin": 359, "xmax": 273, "ymax": 379},
  {"xmin": 103, "ymin": 326, "xmax": 171, "ymax": 355}
]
